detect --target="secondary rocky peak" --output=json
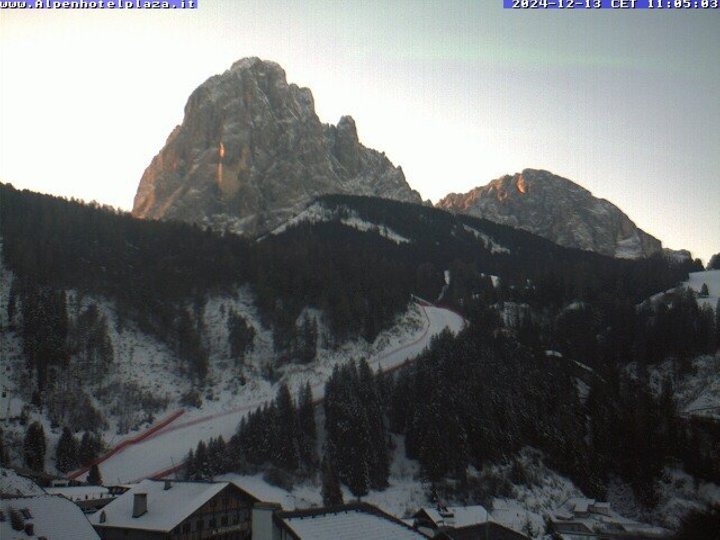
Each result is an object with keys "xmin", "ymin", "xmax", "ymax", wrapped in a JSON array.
[
  {"xmin": 334, "ymin": 115, "xmax": 360, "ymax": 176},
  {"xmin": 132, "ymin": 58, "xmax": 421, "ymax": 235},
  {"xmin": 438, "ymin": 169, "xmax": 662, "ymax": 259}
]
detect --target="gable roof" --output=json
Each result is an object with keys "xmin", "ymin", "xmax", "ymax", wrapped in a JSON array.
[
  {"xmin": 276, "ymin": 502, "xmax": 429, "ymax": 540},
  {"xmin": 90, "ymin": 479, "xmax": 256, "ymax": 532},
  {"xmin": 0, "ymin": 495, "xmax": 99, "ymax": 540}
]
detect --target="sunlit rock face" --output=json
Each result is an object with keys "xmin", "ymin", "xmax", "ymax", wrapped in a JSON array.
[
  {"xmin": 437, "ymin": 169, "xmax": 662, "ymax": 259},
  {"xmin": 133, "ymin": 57, "xmax": 421, "ymax": 235}
]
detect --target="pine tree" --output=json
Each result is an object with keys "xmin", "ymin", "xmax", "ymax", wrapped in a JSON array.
[
  {"xmin": 56, "ymin": 427, "xmax": 79, "ymax": 473},
  {"xmin": 297, "ymin": 382, "xmax": 317, "ymax": 468},
  {"xmin": 23, "ymin": 421, "xmax": 46, "ymax": 472},
  {"xmin": 699, "ymin": 283, "xmax": 710, "ymax": 298},
  {"xmin": 79, "ymin": 432, "xmax": 101, "ymax": 467},
  {"xmin": 185, "ymin": 448, "xmax": 196, "ymax": 480},
  {"xmin": 0, "ymin": 428, "xmax": 9, "ymax": 466},
  {"xmin": 194, "ymin": 440, "xmax": 210, "ymax": 479},
  {"xmin": 87, "ymin": 463, "xmax": 102, "ymax": 486},
  {"xmin": 273, "ymin": 383, "xmax": 299, "ymax": 471},
  {"xmin": 357, "ymin": 359, "xmax": 389, "ymax": 489}
]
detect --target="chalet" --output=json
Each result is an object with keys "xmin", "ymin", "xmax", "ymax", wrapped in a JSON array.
[
  {"xmin": 0, "ymin": 494, "xmax": 100, "ymax": 540},
  {"xmin": 252, "ymin": 501, "xmax": 429, "ymax": 540},
  {"xmin": 90, "ymin": 479, "xmax": 259, "ymax": 540}
]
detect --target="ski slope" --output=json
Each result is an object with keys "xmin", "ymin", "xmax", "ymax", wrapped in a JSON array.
[{"xmin": 84, "ymin": 304, "xmax": 464, "ymax": 484}]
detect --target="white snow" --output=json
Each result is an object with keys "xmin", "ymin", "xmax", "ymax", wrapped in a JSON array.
[
  {"xmin": 45, "ymin": 485, "xmax": 111, "ymax": 502},
  {"xmin": 279, "ymin": 507, "xmax": 426, "ymax": 540},
  {"xmin": 415, "ymin": 505, "xmax": 490, "ymax": 528},
  {"xmin": 685, "ymin": 269, "xmax": 720, "ymax": 311},
  {"xmin": 648, "ymin": 354, "xmax": 720, "ymax": 419},
  {"xmin": 462, "ymin": 225, "xmax": 511, "ymax": 254},
  {"xmin": 219, "ymin": 473, "xmax": 311, "ymax": 510},
  {"xmin": 0, "ymin": 467, "xmax": 45, "ymax": 497},
  {"xmin": 647, "ymin": 467, "xmax": 720, "ymax": 529},
  {"xmin": 269, "ymin": 202, "xmax": 411, "ymax": 244}
]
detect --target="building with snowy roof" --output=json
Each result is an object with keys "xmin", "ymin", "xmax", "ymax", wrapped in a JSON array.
[
  {"xmin": 252, "ymin": 501, "xmax": 429, "ymax": 540},
  {"xmin": 89, "ymin": 478, "xmax": 260, "ymax": 540},
  {"xmin": 412, "ymin": 505, "xmax": 491, "ymax": 531},
  {"xmin": 0, "ymin": 494, "xmax": 100, "ymax": 540},
  {"xmin": 411, "ymin": 505, "xmax": 529, "ymax": 540},
  {"xmin": 550, "ymin": 498, "xmax": 669, "ymax": 539}
]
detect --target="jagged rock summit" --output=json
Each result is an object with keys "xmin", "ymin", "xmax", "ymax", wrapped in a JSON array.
[
  {"xmin": 437, "ymin": 169, "xmax": 662, "ymax": 259},
  {"xmin": 133, "ymin": 57, "xmax": 422, "ymax": 234}
]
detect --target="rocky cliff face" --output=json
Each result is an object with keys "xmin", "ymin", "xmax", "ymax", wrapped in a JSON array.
[
  {"xmin": 437, "ymin": 169, "xmax": 662, "ymax": 259},
  {"xmin": 132, "ymin": 57, "xmax": 422, "ymax": 234}
]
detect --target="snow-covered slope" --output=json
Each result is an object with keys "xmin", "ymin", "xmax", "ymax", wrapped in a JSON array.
[
  {"xmin": 268, "ymin": 201, "xmax": 410, "ymax": 244},
  {"xmin": 78, "ymin": 303, "xmax": 463, "ymax": 483},
  {"xmin": 686, "ymin": 269, "xmax": 720, "ymax": 311}
]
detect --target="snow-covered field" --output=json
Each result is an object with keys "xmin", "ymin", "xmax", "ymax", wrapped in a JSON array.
[
  {"xmin": 85, "ymin": 303, "xmax": 463, "ymax": 484},
  {"xmin": 686, "ymin": 269, "xmax": 720, "ymax": 311}
]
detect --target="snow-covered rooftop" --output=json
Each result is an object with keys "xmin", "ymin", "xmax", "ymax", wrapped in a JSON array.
[
  {"xmin": 0, "ymin": 495, "xmax": 99, "ymax": 540},
  {"xmin": 89, "ymin": 479, "xmax": 248, "ymax": 532},
  {"xmin": 552, "ymin": 498, "xmax": 668, "ymax": 538},
  {"xmin": 415, "ymin": 505, "xmax": 490, "ymax": 529},
  {"xmin": 0, "ymin": 467, "xmax": 45, "ymax": 497},
  {"xmin": 278, "ymin": 503, "xmax": 428, "ymax": 540},
  {"xmin": 45, "ymin": 485, "xmax": 111, "ymax": 502}
]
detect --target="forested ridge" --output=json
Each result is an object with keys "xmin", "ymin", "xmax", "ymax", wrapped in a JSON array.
[{"xmin": 2, "ymin": 182, "xmax": 718, "ymax": 520}]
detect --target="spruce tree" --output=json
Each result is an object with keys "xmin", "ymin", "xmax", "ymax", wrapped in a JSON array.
[
  {"xmin": 0, "ymin": 428, "xmax": 9, "ymax": 466},
  {"xmin": 321, "ymin": 455, "xmax": 344, "ymax": 507},
  {"xmin": 23, "ymin": 421, "xmax": 46, "ymax": 472},
  {"xmin": 273, "ymin": 383, "xmax": 299, "ymax": 471},
  {"xmin": 194, "ymin": 440, "xmax": 209, "ymax": 479},
  {"xmin": 56, "ymin": 427, "xmax": 79, "ymax": 473},
  {"xmin": 699, "ymin": 283, "xmax": 710, "ymax": 298},
  {"xmin": 297, "ymin": 382, "xmax": 317, "ymax": 468},
  {"xmin": 87, "ymin": 463, "xmax": 102, "ymax": 486},
  {"xmin": 79, "ymin": 432, "xmax": 101, "ymax": 467},
  {"xmin": 185, "ymin": 448, "xmax": 196, "ymax": 480}
]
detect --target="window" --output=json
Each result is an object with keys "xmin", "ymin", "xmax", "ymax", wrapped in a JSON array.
[
  {"xmin": 221, "ymin": 515, "xmax": 228, "ymax": 527},
  {"xmin": 209, "ymin": 517, "xmax": 217, "ymax": 528}
]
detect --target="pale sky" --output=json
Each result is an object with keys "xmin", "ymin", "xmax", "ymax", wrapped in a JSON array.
[{"xmin": 1, "ymin": 1, "xmax": 718, "ymax": 263}]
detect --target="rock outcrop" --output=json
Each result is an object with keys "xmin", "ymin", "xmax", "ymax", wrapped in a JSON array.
[
  {"xmin": 437, "ymin": 169, "xmax": 662, "ymax": 259},
  {"xmin": 132, "ymin": 57, "xmax": 421, "ymax": 234}
]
